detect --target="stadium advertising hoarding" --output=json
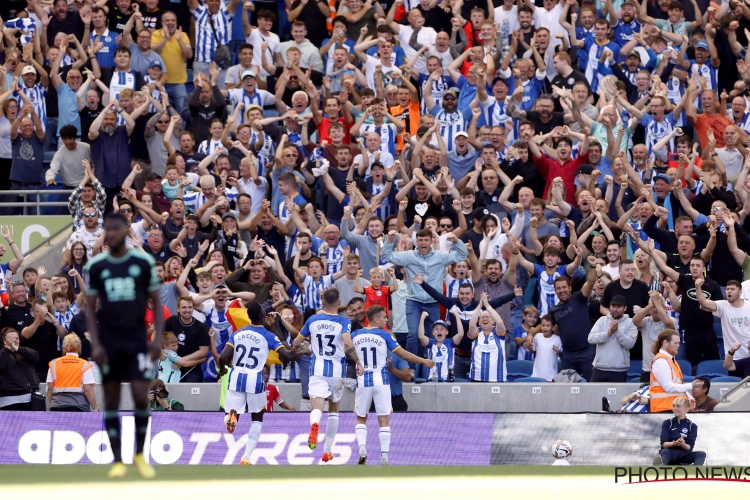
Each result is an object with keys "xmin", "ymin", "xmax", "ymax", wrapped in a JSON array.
[
  {"xmin": 0, "ymin": 412, "xmax": 493, "ymax": 465},
  {"xmin": 1, "ymin": 412, "xmax": 748, "ymax": 466},
  {"xmin": 0, "ymin": 216, "xmax": 71, "ymax": 262}
]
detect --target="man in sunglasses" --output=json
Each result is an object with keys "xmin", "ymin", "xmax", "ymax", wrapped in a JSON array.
[{"xmin": 65, "ymin": 204, "xmax": 103, "ymax": 259}]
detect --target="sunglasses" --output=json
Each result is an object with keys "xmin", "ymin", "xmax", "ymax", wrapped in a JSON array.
[
  {"xmin": 283, "ymin": 154, "xmax": 296, "ymax": 158},
  {"xmin": 158, "ymin": 120, "xmax": 169, "ymax": 124},
  {"xmin": 11, "ymin": 280, "xmax": 24, "ymax": 286},
  {"xmin": 440, "ymin": 224, "xmax": 453, "ymax": 228},
  {"xmin": 120, "ymin": 208, "xmax": 133, "ymax": 213},
  {"xmin": 83, "ymin": 212, "xmax": 97, "ymax": 217}
]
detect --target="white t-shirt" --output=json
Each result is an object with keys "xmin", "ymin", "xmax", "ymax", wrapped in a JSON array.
[
  {"xmin": 238, "ymin": 175, "xmax": 268, "ymax": 214},
  {"xmin": 352, "ymin": 151, "xmax": 395, "ymax": 177},
  {"xmin": 714, "ymin": 300, "xmax": 750, "ymax": 360},
  {"xmin": 602, "ymin": 263, "xmax": 620, "ymax": 281},
  {"xmin": 364, "ymin": 55, "xmax": 402, "ymax": 92},
  {"xmin": 397, "ymin": 25, "xmax": 436, "ymax": 75},
  {"xmin": 493, "ymin": 7, "xmax": 520, "ymax": 46},
  {"xmin": 531, "ymin": 334, "xmax": 562, "ymax": 381},
  {"xmin": 247, "ymin": 29, "xmax": 280, "ymax": 79}
]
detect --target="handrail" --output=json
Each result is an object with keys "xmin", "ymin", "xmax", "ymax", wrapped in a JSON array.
[
  {"xmin": 0, "ymin": 189, "xmax": 74, "ymax": 213},
  {"xmin": 719, "ymin": 376, "xmax": 750, "ymax": 403},
  {"xmin": 23, "ymin": 220, "xmax": 74, "ymax": 257},
  {"xmin": 0, "ymin": 189, "xmax": 74, "ymax": 194}
]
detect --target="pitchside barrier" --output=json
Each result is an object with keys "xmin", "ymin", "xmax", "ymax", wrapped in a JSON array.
[
  {"xmin": 40, "ymin": 382, "xmax": 737, "ymax": 412},
  {"xmin": 0, "ymin": 412, "xmax": 748, "ymax": 466}
]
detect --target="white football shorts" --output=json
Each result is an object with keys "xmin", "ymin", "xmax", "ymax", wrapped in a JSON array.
[
  {"xmin": 308, "ymin": 375, "xmax": 344, "ymax": 402},
  {"xmin": 224, "ymin": 390, "xmax": 266, "ymax": 414},
  {"xmin": 355, "ymin": 385, "xmax": 392, "ymax": 417}
]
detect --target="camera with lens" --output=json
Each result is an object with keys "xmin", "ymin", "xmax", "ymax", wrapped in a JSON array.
[{"xmin": 151, "ymin": 388, "xmax": 169, "ymax": 400}]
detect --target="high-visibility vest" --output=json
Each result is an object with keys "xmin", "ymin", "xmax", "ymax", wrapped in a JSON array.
[
  {"xmin": 48, "ymin": 354, "xmax": 93, "ymax": 393},
  {"xmin": 649, "ymin": 352, "xmax": 684, "ymax": 412}
]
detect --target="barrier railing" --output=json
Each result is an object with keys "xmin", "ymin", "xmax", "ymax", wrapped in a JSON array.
[{"xmin": 0, "ymin": 189, "xmax": 74, "ymax": 215}]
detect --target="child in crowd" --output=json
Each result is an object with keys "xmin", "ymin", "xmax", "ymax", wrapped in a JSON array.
[
  {"xmin": 444, "ymin": 259, "xmax": 472, "ymax": 299},
  {"xmin": 531, "ymin": 315, "xmax": 563, "ymax": 381},
  {"xmin": 354, "ymin": 267, "xmax": 398, "ymax": 319},
  {"xmin": 514, "ymin": 306, "xmax": 538, "ymax": 362},
  {"xmin": 157, "ymin": 331, "xmax": 205, "ymax": 383},
  {"xmin": 418, "ymin": 308, "xmax": 464, "ymax": 382},
  {"xmin": 293, "ymin": 241, "xmax": 346, "ymax": 313}
]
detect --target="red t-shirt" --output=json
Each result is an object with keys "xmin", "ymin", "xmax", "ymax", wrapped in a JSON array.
[
  {"xmin": 145, "ymin": 305, "xmax": 171, "ymax": 342},
  {"xmin": 317, "ymin": 117, "xmax": 352, "ymax": 145},
  {"xmin": 266, "ymin": 383, "xmax": 282, "ymax": 411},
  {"xmin": 364, "ymin": 285, "xmax": 391, "ymax": 318},
  {"xmin": 535, "ymin": 153, "xmax": 590, "ymax": 206}
]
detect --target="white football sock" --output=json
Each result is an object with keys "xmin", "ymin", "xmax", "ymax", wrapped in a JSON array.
[
  {"xmin": 379, "ymin": 427, "xmax": 391, "ymax": 455},
  {"xmin": 242, "ymin": 421, "xmax": 262, "ymax": 461},
  {"xmin": 323, "ymin": 414, "xmax": 339, "ymax": 453},
  {"xmin": 355, "ymin": 424, "xmax": 367, "ymax": 456},
  {"xmin": 310, "ymin": 409, "xmax": 322, "ymax": 426}
]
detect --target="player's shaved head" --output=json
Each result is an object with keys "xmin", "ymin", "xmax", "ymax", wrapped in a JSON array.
[
  {"xmin": 323, "ymin": 288, "xmax": 340, "ymax": 307},
  {"xmin": 246, "ymin": 302, "xmax": 265, "ymax": 324}
]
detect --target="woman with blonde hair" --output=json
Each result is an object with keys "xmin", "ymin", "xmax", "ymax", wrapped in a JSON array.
[
  {"xmin": 46, "ymin": 333, "xmax": 98, "ymax": 412},
  {"xmin": 634, "ymin": 249, "xmax": 660, "ymax": 291}
]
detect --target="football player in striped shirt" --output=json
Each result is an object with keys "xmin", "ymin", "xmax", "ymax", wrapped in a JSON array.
[
  {"xmin": 294, "ymin": 288, "xmax": 361, "ymax": 463},
  {"xmin": 352, "ymin": 305, "xmax": 434, "ymax": 465},
  {"xmin": 418, "ymin": 308, "xmax": 464, "ymax": 382},
  {"xmin": 218, "ymin": 302, "xmax": 304, "ymax": 465}
]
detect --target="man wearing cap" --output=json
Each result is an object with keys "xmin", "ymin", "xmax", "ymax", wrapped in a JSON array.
[
  {"xmin": 17, "ymin": 63, "xmax": 49, "ymax": 133},
  {"xmin": 220, "ymin": 69, "xmax": 274, "ymax": 124},
  {"xmin": 423, "ymin": 79, "xmax": 470, "ymax": 153},
  {"xmin": 121, "ymin": 14, "xmax": 168, "ymax": 78},
  {"xmin": 588, "ymin": 294, "xmax": 638, "ymax": 382}
]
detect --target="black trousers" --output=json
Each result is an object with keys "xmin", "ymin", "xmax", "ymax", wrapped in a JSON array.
[
  {"xmin": 0, "ymin": 401, "xmax": 32, "ymax": 411},
  {"xmin": 684, "ymin": 330, "xmax": 720, "ymax": 368},
  {"xmin": 660, "ymin": 448, "xmax": 706, "ymax": 465},
  {"xmin": 590, "ymin": 369, "xmax": 628, "ymax": 383}
]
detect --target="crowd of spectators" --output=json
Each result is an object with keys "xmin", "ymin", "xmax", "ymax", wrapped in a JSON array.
[{"xmin": 1, "ymin": 0, "xmax": 750, "ymax": 412}]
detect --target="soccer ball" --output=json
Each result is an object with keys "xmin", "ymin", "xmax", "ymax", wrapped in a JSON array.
[{"xmin": 552, "ymin": 440, "xmax": 573, "ymax": 459}]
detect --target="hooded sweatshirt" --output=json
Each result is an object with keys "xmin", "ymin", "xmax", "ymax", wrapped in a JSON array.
[{"xmin": 587, "ymin": 313, "xmax": 638, "ymax": 371}]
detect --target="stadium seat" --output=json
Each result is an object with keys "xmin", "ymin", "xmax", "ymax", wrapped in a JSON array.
[
  {"xmin": 506, "ymin": 360, "xmax": 534, "ymax": 381},
  {"xmin": 677, "ymin": 359, "xmax": 693, "ymax": 377},
  {"xmin": 627, "ymin": 360, "xmax": 641, "ymax": 379},
  {"xmin": 513, "ymin": 377, "xmax": 547, "ymax": 383},
  {"xmin": 710, "ymin": 376, "xmax": 742, "ymax": 383},
  {"xmin": 414, "ymin": 378, "xmax": 427, "ymax": 384},
  {"xmin": 454, "ymin": 377, "xmax": 470, "ymax": 382},
  {"xmin": 683, "ymin": 376, "xmax": 695, "ymax": 382},
  {"xmin": 695, "ymin": 360, "xmax": 728, "ymax": 379},
  {"xmin": 629, "ymin": 377, "xmax": 641, "ymax": 382}
]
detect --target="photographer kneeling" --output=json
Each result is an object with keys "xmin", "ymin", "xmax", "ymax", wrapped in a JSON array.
[{"xmin": 148, "ymin": 379, "xmax": 184, "ymax": 411}]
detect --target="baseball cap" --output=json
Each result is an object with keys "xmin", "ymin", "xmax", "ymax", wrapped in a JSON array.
[
  {"xmin": 21, "ymin": 65, "xmax": 36, "ymax": 76},
  {"xmin": 370, "ymin": 161, "xmax": 385, "ymax": 170},
  {"xmin": 443, "ymin": 88, "xmax": 459, "ymax": 98},
  {"xmin": 351, "ymin": 177, "xmax": 371, "ymax": 198},
  {"xmin": 211, "ymin": 284, "xmax": 228, "ymax": 291},
  {"xmin": 222, "ymin": 212, "xmax": 237, "ymax": 221},
  {"xmin": 471, "ymin": 207, "xmax": 489, "ymax": 221},
  {"xmin": 241, "ymin": 69, "xmax": 257, "ymax": 79},
  {"xmin": 433, "ymin": 320, "xmax": 449, "ymax": 330},
  {"xmin": 610, "ymin": 295, "xmax": 627, "ymax": 307},
  {"xmin": 145, "ymin": 172, "xmax": 162, "ymax": 181},
  {"xmin": 653, "ymin": 173, "xmax": 671, "ymax": 184},
  {"xmin": 695, "ymin": 40, "xmax": 709, "ymax": 50},
  {"xmin": 148, "ymin": 60, "xmax": 163, "ymax": 69},
  {"xmin": 186, "ymin": 213, "xmax": 200, "ymax": 223},
  {"xmin": 575, "ymin": 164, "xmax": 594, "ymax": 176},
  {"xmin": 626, "ymin": 50, "xmax": 641, "ymax": 59},
  {"xmin": 455, "ymin": 131, "xmax": 469, "ymax": 139}
]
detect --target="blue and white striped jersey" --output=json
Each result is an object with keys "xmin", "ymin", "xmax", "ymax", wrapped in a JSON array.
[
  {"xmin": 54, "ymin": 303, "xmax": 80, "ymax": 330},
  {"xmin": 192, "ymin": 5, "xmax": 234, "ymax": 64},
  {"xmin": 621, "ymin": 385, "xmax": 650, "ymax": 413},
  {"xmin": 480, "ymin": 95, "xmax": 510, "ymax": 129},
  {"xmin": 299, "ymin": 313, "xmax": 351, "ymax": 378},
  {"xmin": 417, "ymin": 73, "xmax": 454, "ymax": 114},
  {"xmin": 301, "ymin": 274, "xmax": 335, "ymax": 311},
  {"xmin": 325, "ymin": 241, "xmax": 349, "ymax": 275},
  {"xmin": 426, "ymin": 338, "xmax": 455, "ymax": 382},
  {"xmin": 430, "ymin": 103, "xmax": 469, "ymax": 153},
  {"xmin": 227, "ymin": 89, "xmax": 274, "ymax": 123},
  {"xmin": 183, "ymin": 188, "xmax": 237, "ymax": 213},
  {"xmin": 91, "ymin": 29, "xmax": 120, "ymax": 67},
  {"xmin": 197, "ymin": 137, "xmax": 225, "ymax": 156},
  {"xmin": 108, "ymin": 70, "xmax": 139, "ymax": 103},
  {"xmin": 731, "ymin": 110, "xmax": 750, "ymax": 135},
  {"xmin": 640, "ymin": 113, "xmax": 677, "ymax": 156},
  {"xmin": 518, "ymin": 76, "xmax": 546, "ymax": 111},
  {"xmin": 688, "ymin": 59, "xmax": 718, "ymax": 108},
  {"xmin": 227, "ymin": 324, "xmax": 281, "ymax": 393},
  {"xmin": 533, "ymin": 264, "xmax": 568, "ymax": 316},
  {"xmin": 470, "ymin": 329, "xmax": 506, "ymax": 382},
  {"xmin": 4, "ymin": 17, "xmax": 36, "ymax": 46},
  {"xmin": 201, "ymin": 299, "xmax": 241, "ymax": 381},
  {"xmin": 251, "ymin": 129, "xmax": 274, "ymax": 176},
  {"xmin": 351, "ymin": 327, "xmax": 400, "ymax": 387},
  {"xmin": 444, "ymin": 275, "xmax": 472, "ymax": 299},
  {"xmin": 17, "ymin": 83, "xmax": 47, "ymax": 132},
  {"xmin": 666, "ymin": 76, "xmax": 686, "ymax": 127},
  {"xmin": 360, "ymin": 123, "xmax": 398, "ymax": 157},
  {"xmin": 369, "ymin": 182, "xmax": 390, "ymax": 219}
]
